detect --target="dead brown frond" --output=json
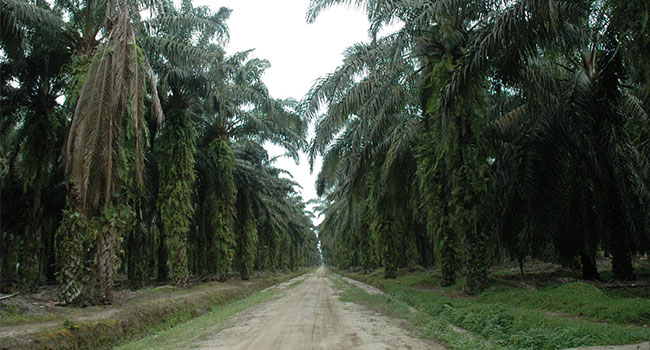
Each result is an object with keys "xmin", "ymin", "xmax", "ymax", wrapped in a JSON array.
[{"xmin": 65, "ymin": 1, "xmax": 159, "ymax": 212}]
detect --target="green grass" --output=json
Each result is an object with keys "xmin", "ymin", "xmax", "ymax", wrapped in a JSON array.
[
  {"xmin": 0, "ymin": 305, "xmax": 56, "ymax": 325},
  {"xmin": 116, "ymin": 274, "xmax": 306, "ymax": 350},
  {"xmin": 336, "ymin": 268, "xmax": 650, "ymax": 350},
  {"xmin": 328, "ymin": 274, "xmax": 504, "ymax": 350},
  {"xmin": 479, "ymin": 282, "xmax": 650, "ymax": 326}
]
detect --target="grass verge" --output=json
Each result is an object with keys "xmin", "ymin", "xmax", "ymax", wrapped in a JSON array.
[
  {"xmin": 0, "ymin": 305, "xmax": 57, "ymax": 326},
  {"xmin": 0, "ymin": 269, "xmax": 310, "ymax": 350},
  {"xmin": 117, "ymin": 274, "xmax": 307, "ymax": 350},
  {"xmin": 334, "ymin": 268, "xmax": 650, "ymax": 350}
]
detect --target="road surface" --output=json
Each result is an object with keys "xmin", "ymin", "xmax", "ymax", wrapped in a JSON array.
[{"xmin": 194, "ymin": 267, "xmax": 437, "ymax": 350}]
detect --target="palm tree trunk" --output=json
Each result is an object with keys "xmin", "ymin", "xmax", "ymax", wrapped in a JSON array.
[
  {"xmin": 600, "ymin": 154, "xmax": 635, "ymax": 281},
  {"xmin": 127, "ymin": 200, "xmax": 145, "ymax": 289},
  {"xmin": 93, "ymin": 223, "xmax": 119, "ymax": 303},
  {"xmin": 45, "ymin": 224, "xmax": 55, "ymax": 284},
  {"xmin": 236, "ymin": 191, "xmax": 258, "ymax": 281},
  {"xmin": 464, "ymin": 223, "xmax": 489, "ymax": 294},
  {"xmin": 57, "ymin": 197, "xmax": 89, "ymax": 305},
  {"xmin": 359, "ymin": 223, "xmax": 375, "ymax": 272},
  {"xmin": 456, "ymin": 112, "xmax": 489, "ymax": 294},
  {"xmin": 2, "ymin": 234, "xmax": 18, "ymax": 292},
  {"xmin": 197, "ymin": 200, "xmax": 209, "ymax": 275},
  {"xmin": 21, "ymin": 186, "xmax": 43, "ymax": 292},
  {"xmin": 377, "ymin": 219, "xmax": 400, "ymax": 279},
  {"xmin": 607, "ymin": 192, "xmax": 635, "ymax": 281},
  {"xmin": 439, "ymin": 230, "xmax": 458, "ymax": 286},
  {"xmin": 158, "ymin": 108, "xmax": 196, "ymax": 287},
  {"xmin": 269, "ymin": 231, "xmax": 279, "ymax": 272},
  {"xmin": 157, "ymin": 225, "xmax": 167, "ymax": 282},
  {"xmin": 209, "ymin": 139, "xmax": 237, "ymax": 281},
  {"xmin": 580, "ymin": 252, "xmax": 600, "ymax": 281}
]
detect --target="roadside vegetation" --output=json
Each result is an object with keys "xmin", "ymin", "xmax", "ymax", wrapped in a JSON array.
[
  {"xmin": 309, "ymin": 0, "xmax": 650, "ymax": 296},
  {"xmin": 0, "ymin": 269, "xmax": 309, "ymax": 349},
  {"xmin": 0, "ymin": 0, "xmax": 319, "ymax": 307},
  {"xmin": 116, "ymin": 272, "xmax": 308, "ymax": 350},
  {"xmin": 332, "ymin": 263, "xmax": 650, "ymax": 350},
  {"xmin": 2, "ymin": 0, "xmax": 650, "ymax": 348}
]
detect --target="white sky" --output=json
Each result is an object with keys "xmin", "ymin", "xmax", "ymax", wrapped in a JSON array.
[{"xmin": 194, "ymin": 0, "xmax": 373, "ymax": 221}]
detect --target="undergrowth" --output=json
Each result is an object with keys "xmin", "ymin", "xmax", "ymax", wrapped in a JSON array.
[
  {"xmin": 117, "ymin": 273, "xmax": 309, "ymax": 349},
  {"xmin": 0, "ymin": 269, "xmax": 311, "ymax": 350},
  {"xmin": 334, "ymin": 267, "xmax": 650, "ymax": 350},
  {"xmin": 116, "ymin": 290, "xmax": 281, "ymax": 350},
  {"xmin": 0, "ymin": 305, "xmax": 56, "ymax": 325}
]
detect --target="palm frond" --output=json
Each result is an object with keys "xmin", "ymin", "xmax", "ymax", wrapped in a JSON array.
[
  {"xmin": 65, "ymin": 4, "xmax": 149, "ymax": 210},
  {"xmin": 0, "ymin": 0, "xmax": 62, "ymax": 56}
]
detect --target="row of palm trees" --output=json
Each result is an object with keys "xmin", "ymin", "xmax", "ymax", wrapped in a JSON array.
[
  {"xmin": 0, "ymin": 0, "xmax": 319, "ymax": 305},
  {"xmin": 309, "ymin": 0, "xmax": 650, "ymax": 294}
]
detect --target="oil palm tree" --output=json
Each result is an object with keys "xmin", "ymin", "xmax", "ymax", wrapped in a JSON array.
[
  {"xmin": 6, "ymin": 24, "xmax": 70, "ymax": 292},
  {"xmin": 305, "ymin": 0, "xmax": 495, "ymax": 291},
  {"xmin": 0, "ymin": 0, "xmax": 63, "ymax": 58},
  {"xmin": 194, "ymin": 50, "xmax": 307, "ymax": 280},
  {"xmin": 58, "ymin": 0, "xmax": 165, "ymax": 304},
  {"xmin": 456, "ymin": 0, "xmax": 650, "ymax": 280},
  {"xmin": 303, "ymin": 25, "xmax": 423, "ymax": 277},
  {"xmin": 145, "ymin": 0, "xmax": 230, "ymax": 287}
]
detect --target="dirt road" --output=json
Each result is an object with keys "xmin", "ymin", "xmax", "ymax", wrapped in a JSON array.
[{"xmin": 195, "ymin": 267, "xmax": 437, "ymax": 350}]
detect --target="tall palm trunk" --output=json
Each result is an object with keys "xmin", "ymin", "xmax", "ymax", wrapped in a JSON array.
[
  {"xmin": 57, "ymin": 192, "xmax": 90, "ymax": 304},
  {"xmin": 269, "ymin": 230, "xmax": 280, "ymax": 271},
  {"xmin": 127, "ymin": 199, "xmax": 145, "ymax": 288},
  {"xmin": 158, "ymin": 108, "xmax": 196, "ymax": 287},
  {"xmin": 93, "ymin": 217, "xmax": 120, "ymax": 302},
  {"xmin": 359, "ymin": 217, "xmax": 375, "ymax": 272},
  {"xmin": 21, "ymin": 186, "xmax": 43, "ymax": 292},
  {"xmin": 60, "ymin": 0, "xmax": 156, "ymax": 303},
  {"xmin": 580, "ymin": 252, "xmax": 601, "ymax": 281},
  {"xmin": 370, "ymin": 182, "xmax": 401, "ymax": 279},
  {"xmin": 607, "ymin": 185, "xmax": 635, "ymax": 280},
  {"xmin": 208, "ymin": 138, "xmax": 237, "ymax": 281},
  {"xmin": 595, "ymin": 40, "xmax": 636, "ymax": 281},
  {"xmin": 235, "ymin": 190, "xmax": 257, "ymax": 280},
  {"xmin": 156, "ymin": 224, "xmax": 167, "ymax": 281},
  {"xmin": 196, "ymin": 198, "xmax": 210, "ymax": 275},
  {"xmin": 456, "ymin": 115, "xmax": 490, "ymax": 294}
]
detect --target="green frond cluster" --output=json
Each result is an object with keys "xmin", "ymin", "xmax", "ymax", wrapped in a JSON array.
[
  {"xmin": 309, "ymin": 0, "xmax": 650, "ymax": 294},
  {"xmin": 1, "ymin": 0, "xmax": 318, "ymax": 304}
]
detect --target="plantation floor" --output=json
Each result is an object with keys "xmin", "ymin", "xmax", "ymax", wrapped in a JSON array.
[
  {"xmin": 0, "ymin": 270, "xmax": 309, "ymax": 349},
  {"xmin": 335, "ymin": 263, "xmax": 650, "ymax": 350},
  {"xmin": 121, "ymin": 266, "xmax": 437, "ymax": 350}
]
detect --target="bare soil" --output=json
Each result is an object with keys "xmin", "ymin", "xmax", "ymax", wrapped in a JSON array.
[
  {"xmin": 337, "ymin": 274, "xmax": 383, "ymax": 295},
  {"xmin": 193, "ymin": 267, "xmax": 439, "ymax": 350}
]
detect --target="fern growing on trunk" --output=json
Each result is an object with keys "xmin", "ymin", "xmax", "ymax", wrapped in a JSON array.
[{"xmin": 158, "ymin": 109, "xmax": 196, "ymax": 287}]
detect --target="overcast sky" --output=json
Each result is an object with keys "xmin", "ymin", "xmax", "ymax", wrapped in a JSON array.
[{"xmin": 193, "ymin": 0, "xmax": 372, "ymax": 220}]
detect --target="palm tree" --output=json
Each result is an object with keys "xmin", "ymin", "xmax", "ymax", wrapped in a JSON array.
[
  {"xmin": 305, "ymin": 0, "xmax": 496, "ymax": 291},
  {"xmin": 454, "ymin": 0, "xmax": 650, "ymax": 280},
  {"xmin": 8, "ymin": 24, "xmax": 70, "ymax": 292},
  {"xmin": 1, "ymin": 0, "xmax": 321, "ymax": 298},
  {"xmin": 145, "ymin": 0, "xmax": 230, "ymax": 287},
  {"xmin": 303, "ymin": 25, "xmax": 423, "ymax": 277},
  {"xmin": 0, "ymin": 0, "xmax": 62, "ymax": 58},
  {"xmin": 58, "ymin": 0, "xmax": 164, "ymax": 304},
  {"xmin": 230, "ymin": 140, "xmax": 319, "ymax": 277},
  {"xmin": 194, "ymin": 51, "xmax": 306, "ymax": 280}
]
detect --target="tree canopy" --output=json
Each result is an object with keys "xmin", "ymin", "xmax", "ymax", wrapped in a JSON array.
[
  {"xmin": 307, "ymin": 0, "xmax": 650, "ymax": 293},
  {"xmin": 1, "ymin": 0, "xmax": 319, "ymax": 304}
]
